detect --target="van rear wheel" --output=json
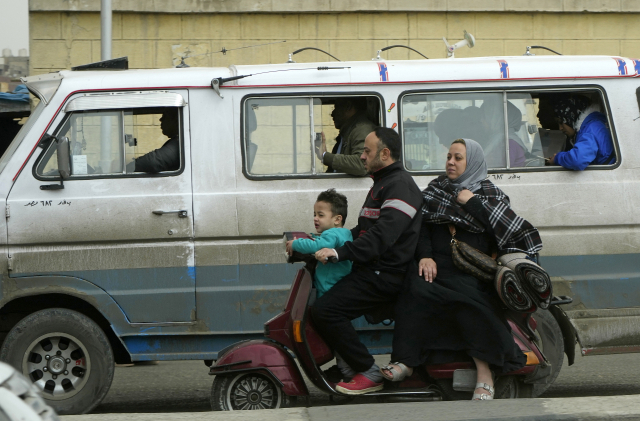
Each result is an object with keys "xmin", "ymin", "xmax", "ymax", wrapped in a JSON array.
[
  {"xmin": 211, "ymin": 372, "xmax": 288, "ymax": 410},
  {"xmin": 0, "ymin": 308, "xmax": 114, "ymax": 415}
]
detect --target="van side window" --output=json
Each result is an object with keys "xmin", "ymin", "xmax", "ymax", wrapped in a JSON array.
[
  {"xmin": 401, "ymin": 89, "xmax": 616, "ymax": 172},
  {"xmin": 243, "ymin": 95, "xmax": 381, "ymax": 177},
  {"xmin": 36, "ymin": 107, "xmax": 182, "ymax": 178},
  {"xmin": 402, "ymin": 92, "xmax": 506, "ymax": 171}
]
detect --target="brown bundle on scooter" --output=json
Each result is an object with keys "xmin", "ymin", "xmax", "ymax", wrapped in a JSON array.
[
  {"xmin": 494, "ymin": 265, "xmax": 537, "ymax": 313},
  {"xmin": 498, "ymin": 253, "xmax": 552, "ymax": 310}
]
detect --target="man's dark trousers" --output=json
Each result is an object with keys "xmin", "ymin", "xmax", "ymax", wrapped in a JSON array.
[{"xmin": 311, "ymin": 266, "xmax": 404, "ymax": 373}]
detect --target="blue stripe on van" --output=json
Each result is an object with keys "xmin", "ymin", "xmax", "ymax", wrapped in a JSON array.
[{"xmin": 543, "ymin": 253, "xmax": 640, "ymax": 309}]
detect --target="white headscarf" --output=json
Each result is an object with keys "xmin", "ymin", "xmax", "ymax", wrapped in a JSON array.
[{"xmin": 449, "ymin": 138, "xmax": 488, "ymax": 193}]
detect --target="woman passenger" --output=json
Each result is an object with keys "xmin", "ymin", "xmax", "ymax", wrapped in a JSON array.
[
  {"xmin": 380, "ymin": 139, "xmax": 543, "ymax": 400},
  {"xmin": 506, "ymin": 101, "xmax": 527, "ymax": 167},
  {"xmin": 547, "ymin": 96, "xmax": 614, "ymax": 170}
]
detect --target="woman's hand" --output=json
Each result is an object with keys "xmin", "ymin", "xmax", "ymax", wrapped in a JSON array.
[
  {"xmin": 418, "ymin": 258, "xmax": 437, "ymax": 283},
  {"xmin": 456, "ymin": 189, "xmax": 474, "ymax": 205}
]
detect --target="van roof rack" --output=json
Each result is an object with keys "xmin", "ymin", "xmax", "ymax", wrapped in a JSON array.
[{"xmin": 72, "ymin": 57, "xmax": 129, "ymax": 71}]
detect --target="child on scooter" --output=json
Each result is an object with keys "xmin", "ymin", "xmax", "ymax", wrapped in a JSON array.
[{"xmin": 285, "ymin": 188, "xmax": 355, "ymax": 381}]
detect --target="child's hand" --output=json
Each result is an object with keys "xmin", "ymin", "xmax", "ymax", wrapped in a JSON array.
[{"xmin": 285, "ymin": 239, "xmax": 295, "ymax": 256}]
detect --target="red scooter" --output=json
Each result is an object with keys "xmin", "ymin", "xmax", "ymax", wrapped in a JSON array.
[{"xmin": 208, "ymin": 249, "xmax": 571, "ymax": 411}]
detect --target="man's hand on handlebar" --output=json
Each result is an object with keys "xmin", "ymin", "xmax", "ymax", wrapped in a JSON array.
[{"xmin": 315, "ymin": 248, "xmax": 337, "ymax": 265}]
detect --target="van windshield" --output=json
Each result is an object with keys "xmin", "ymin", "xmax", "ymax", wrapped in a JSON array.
[{"xmin": 0, "ymin": 100, "xmax": 46, "ymax": 176}]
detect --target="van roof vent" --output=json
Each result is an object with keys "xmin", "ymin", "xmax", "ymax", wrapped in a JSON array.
[{"xmin": 71, "ymin": 57, "xmax": 128, "ymax": 71}]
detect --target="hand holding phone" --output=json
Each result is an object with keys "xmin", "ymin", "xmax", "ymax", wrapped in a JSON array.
[{"xmin": 315, "ymin": 132, "xmax": 327, "ymax": 161}]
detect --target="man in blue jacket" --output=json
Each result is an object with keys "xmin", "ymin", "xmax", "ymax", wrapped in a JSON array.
[{"xmin": 547, "ymin": 96, "xmax": 615, "ymax": 170}]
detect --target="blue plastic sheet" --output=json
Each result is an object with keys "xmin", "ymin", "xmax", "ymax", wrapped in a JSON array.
[{"xmin": 0, "ymin": 84, "xmax": 29, "ymax": 103}]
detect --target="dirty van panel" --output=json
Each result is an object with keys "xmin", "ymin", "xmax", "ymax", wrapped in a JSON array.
[{"xmin": 5, "ymin": 91, "xmax": 196, "ymax": 323}]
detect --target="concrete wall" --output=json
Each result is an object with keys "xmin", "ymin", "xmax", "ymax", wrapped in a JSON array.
[{"xmin": 28, "ymin": 1, "xmax": 640, "ymax": 75}]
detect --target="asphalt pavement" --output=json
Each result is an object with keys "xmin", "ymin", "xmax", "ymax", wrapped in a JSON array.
[
  {"xmin": 58, "ymin": 346, "xmax": 640, "ymax": 420},
  {"xmin": 61, "ymin": 394, "xmax": 640, "ymax": 421}
]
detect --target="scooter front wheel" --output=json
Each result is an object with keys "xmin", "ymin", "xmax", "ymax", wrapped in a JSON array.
[{"xmin": 210, "ymin": 372, "xmax": 289, "ymax": 411}]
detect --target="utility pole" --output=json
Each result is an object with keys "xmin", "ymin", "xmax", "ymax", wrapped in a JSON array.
[
  {"xmin": 101, "ymin": 0, "xmax": 112, "ymax": 60},
  {"xmin": 100, "ymin": 0, "xmax": 112, "ymax": 173}
]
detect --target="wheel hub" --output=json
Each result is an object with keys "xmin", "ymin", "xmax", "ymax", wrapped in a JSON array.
[
  {"xmin": 247, "ymin": 391, "xmax": 261, "ymax": 404},
  {"xmin": 226, "ymin": 373, "xmax": 281, "ymax": 410},
  {"xmin": 22, "ymin": 333, "xmax": 91, "ymax": 400},
  {"xmin": 48, "ymin": 356, "xmax": 66, "ymax": 375}
]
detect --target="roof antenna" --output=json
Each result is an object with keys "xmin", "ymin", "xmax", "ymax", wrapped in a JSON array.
[
  {"xmin": 175, "ymin": 41, "xmax": 286, "ymax": 68},
  {"xmin": 524, "ymin": 45, "xmax": 563, "ymax": 56},
  {"xmin": 443, "ymin": 30, "xmax": 475, "ymax": 58},
  {"xmin": 176, "ymin": 56, "xmax": 190, "ymax": 68},
  {"xmin": 372, "ymin": 45, "xmax": 429, "ymax": 61},
  {"xmin": 287, "ymin": 47, "xmax": 340, "ymax": 63}
]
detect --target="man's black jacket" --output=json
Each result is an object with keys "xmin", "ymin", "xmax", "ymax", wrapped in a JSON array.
[
  {"xmin": 133, "ymin": 137, "xmax": 179, "ymax": 173},
  {"xmin": 335, "ymin": 161, "xmax": 423, "ymax": 272}
]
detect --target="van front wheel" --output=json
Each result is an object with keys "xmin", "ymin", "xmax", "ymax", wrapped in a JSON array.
[{"xmin": 0, "ymin": 308, "xmax": 114, "ymax": 415}]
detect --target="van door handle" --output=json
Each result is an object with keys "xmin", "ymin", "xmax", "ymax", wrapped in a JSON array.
[{"xmin": 152, "ymin": 210, "xmax": 188, "ymax": 218}]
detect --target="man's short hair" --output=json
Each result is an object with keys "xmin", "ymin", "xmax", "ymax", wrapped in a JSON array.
[
  {"xmin": 316, "ymin": 188, "xmax": 348, "ymax": 225},
  {"xmin": 335, "ymin": 97, "xmax": 368, "ymax": 113},
  {"xmin": 374, "ymin": 127, "xmax": 401, "ymax": 161}
]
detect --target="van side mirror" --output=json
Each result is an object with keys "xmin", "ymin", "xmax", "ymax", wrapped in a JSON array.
[
  {"xmin": 57, "ymin": 137, "xmax": 71, "ymax": 179},
  {"xmin": 40, "ymin": 136, "xmax": 69, "ymax": 190}
]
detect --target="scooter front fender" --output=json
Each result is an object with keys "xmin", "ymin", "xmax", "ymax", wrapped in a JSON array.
[{"xmin": 209, "ymin": 339, "xmax": 309, "ymax": 396}]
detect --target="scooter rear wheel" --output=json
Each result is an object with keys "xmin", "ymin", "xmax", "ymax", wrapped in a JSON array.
[
  {"xmin": 210, "ymin": 372, "xmax": 289, "ymax": 411},
  {"xmin": 531, "ymin": 309, "xmax": 564, "ymax": 397}
]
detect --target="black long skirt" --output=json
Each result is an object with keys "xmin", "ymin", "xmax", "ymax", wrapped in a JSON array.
[{"xmin": 391, "ymin": 259, "xmax": 526, "ymax": 374}]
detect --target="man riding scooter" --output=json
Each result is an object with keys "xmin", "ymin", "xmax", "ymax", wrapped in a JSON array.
[{"xmin": 312, "ymin": 127, "xmax": 423, "ymax": 395}]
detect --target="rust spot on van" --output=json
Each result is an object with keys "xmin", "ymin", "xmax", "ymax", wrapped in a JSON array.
[{"xmin": 235, "ymin": 289, "xmax": 288, "ymax": 315}]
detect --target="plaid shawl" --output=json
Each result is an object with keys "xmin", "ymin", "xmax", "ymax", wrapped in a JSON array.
[{"xmin": 422, "ymin": 176, "xmax": 543, "ymax": 255}]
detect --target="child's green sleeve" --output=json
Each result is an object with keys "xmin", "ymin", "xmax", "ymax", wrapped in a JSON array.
[{"xmin": 291, "ymin": 231, "xmax": 340, "ymax": 254}]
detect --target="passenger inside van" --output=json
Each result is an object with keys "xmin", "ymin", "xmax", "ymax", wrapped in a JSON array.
[
  {"xmin": 506, "ymin": 101, "xmax": 526, "ymax": 167},
  {"xmin": 479, "ymin": 98, "xmax": 508, "ymax": 168},
  {"xmin": 317, "ymin": 98, "xmax": 375, "ymax": 176},
  {"xmin": 127, "ymin": 110, "xmax": 180, "ymax": 173},
  {"xmin": 536, "ymin": 96, "xmax": 566, "ymax": 158},
  {"xmin": 547, "ymin": 95, "xmax": 615, "ymax": 170},
  {"xmin": 434, "ymin": 108, "xmax": 465, "ymax": 147}
]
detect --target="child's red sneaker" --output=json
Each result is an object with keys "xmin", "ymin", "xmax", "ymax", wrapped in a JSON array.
[{"xmin": 335, "ymin": 373, "xmax": 383, "ymax": 395}]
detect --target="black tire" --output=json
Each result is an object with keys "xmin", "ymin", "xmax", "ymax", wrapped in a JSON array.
[
  {"xmin": 531, "ymin": 309, "xmax": 564, "ymax": 397},
  {"xmin": 210, "ymin": 372, "xmax": 288, "ymax": 411},
  {"xmin": 0, "ymin": 308, "xmax": 114, "ymax": 415}
]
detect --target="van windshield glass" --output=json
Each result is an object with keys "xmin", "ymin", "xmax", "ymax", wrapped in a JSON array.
[{"xmin": 0, "ymin": 100, "xmax": 45, "ymax": 176}]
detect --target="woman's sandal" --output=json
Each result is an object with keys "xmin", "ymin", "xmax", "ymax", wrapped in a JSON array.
[
  {"xmin": 379, "ymin": 362, "xmax": 413, "ymax": 382},
  {"xmin": 472, "ymin": 382, "xmax": 495, "ymax": 400}
]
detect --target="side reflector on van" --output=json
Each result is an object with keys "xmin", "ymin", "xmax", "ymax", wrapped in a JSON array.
[{"xmin": 293, "ymin": 320, "xmax": 303, "ymax": 343}]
